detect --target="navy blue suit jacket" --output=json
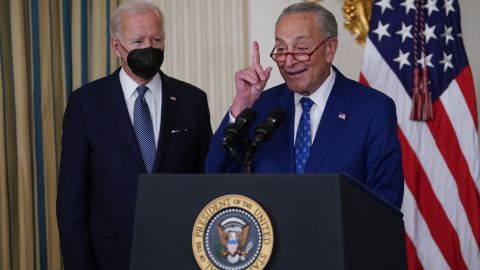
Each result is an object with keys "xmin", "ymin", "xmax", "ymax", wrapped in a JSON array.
[
  {"xmin": 57, "ymin": 69, "xmax": 212, "ymax": 270},
  {"xmin": 206, "ymin": 67, "xmax": 403, "ymax": 208}
]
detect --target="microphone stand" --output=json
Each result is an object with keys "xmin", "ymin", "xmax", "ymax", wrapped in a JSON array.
[
  {"xmin": 244, "ymin": 147, "xmax": 255, "ymax": 174},
  {"xmin": 223, "ymin": 134, "xmax": 253, "ymax": 173},
  {"xmin": 243, "ymin": 136, "xmax": 261, "ymax": 174}
]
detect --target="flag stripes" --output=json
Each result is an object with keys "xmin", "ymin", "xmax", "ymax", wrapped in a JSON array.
[
  {"xmin": 404, "ymin": 235, "xmax": 424, "ymax": 270},
  {"xmin": 403, "ymin": 185, "xmax": 448, "ymax": 270},
  {"xmin": 399, "ymin": 128, "xmax": 468, "ymax": 270},
  {"xmin": 361, "ymin": 35, "xmax": 480, "ymax": 269},
  {"xmin": 440, "ymin": 75, "xmax": 480, "ymax": 184},
  {"xmin": 428, "ymin": 100, "xmax": 480, "ymax": 246},
  {"xmin": 455, "ymin": 67, "xmax": 478, "ymax": 125}
]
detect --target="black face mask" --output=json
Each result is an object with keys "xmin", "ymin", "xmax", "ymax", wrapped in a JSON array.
[{"xmin": 120, "ymin": 43, "xmax": 164, "ymax": 80}]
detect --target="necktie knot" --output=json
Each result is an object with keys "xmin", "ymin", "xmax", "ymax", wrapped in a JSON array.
[
  {"xmin": 136, "ymin": 85, "xmax": 149, "ymax": 97},
  {"xmin": 300, "ymin": 97, "xmax": 314, "ymax": 112}
]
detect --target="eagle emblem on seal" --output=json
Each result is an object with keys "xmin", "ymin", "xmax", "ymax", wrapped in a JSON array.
[{"xmin": 216, "ymin": 217, "xmax": 254, "ymax": 264}]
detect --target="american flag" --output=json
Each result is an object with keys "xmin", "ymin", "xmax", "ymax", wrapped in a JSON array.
[{"xmin": 360, "ymin": 0, "xmax": 480, "ymax": 269}]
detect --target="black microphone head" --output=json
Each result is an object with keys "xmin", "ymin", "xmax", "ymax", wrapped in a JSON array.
[
  {"xmin": 223, "ymin": 108, "xmax": 257, "ymax": 146},
  {"xmin": 236, "ymin": 108, "xmax": 257, "ymax": 127},
  {"xmin": 264, "ymin": 108, "xmax": 286, "ymax": 128},
  {"xmin": 252, "ymin": 108, "xmax": 286, "ymax": 144}
]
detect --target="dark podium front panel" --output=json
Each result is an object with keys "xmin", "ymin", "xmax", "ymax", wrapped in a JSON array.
[{"xmin": 130, "ymin": 174, "xmax": 406, "ymax": 270}]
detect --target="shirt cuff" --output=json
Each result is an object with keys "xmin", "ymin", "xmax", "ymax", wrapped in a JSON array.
[{"xmin": 228, "ymin": 109, "xmax": 236, "ymax": 124}]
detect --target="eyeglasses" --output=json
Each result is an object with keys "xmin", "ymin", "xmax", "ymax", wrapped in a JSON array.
[{"xmin": 269, "ymin": 36, "xmax": 332, "ymax": 64}]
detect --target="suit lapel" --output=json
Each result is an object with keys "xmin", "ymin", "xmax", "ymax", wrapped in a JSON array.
[
  {"xmin": 104, "ymin": 69, "xmax": 145, "ymax": 170},
  {"xmin": 153, "ymin": 71, "xmax": 179, "ymax": 172},
  {"xmin": 277, "ymin": 87, "xmax": 296, "ymax": 172},
  {"xmin": 304, "ymin": 70, "xmax": 351, "ymax": 173}
]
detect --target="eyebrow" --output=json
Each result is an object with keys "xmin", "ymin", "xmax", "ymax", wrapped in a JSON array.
[{"xmin": 275, "ymin": 35, "xmax": 314, "ymax": 43}]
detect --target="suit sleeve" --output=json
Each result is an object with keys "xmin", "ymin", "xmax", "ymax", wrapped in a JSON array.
[
  {"xmin": 56, "ymin": 93, "xmax": 98, "ymax": 270},
  {"xmin": 195, "ymin": 92, "xmax": 213, "ymax": 172},
  {"xmin": 365, "ymin": 96, "xmax": 404, "ymax": 209}
]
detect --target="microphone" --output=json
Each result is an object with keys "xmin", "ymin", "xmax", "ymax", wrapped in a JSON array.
[
  {"xmin": 244, "ymin": 108, "xmax": 286, "ymax": 173},
  {"xmin": 250, "ymin": 108, "xmax": 286, "ymax": 147},
  {"xmin": 222, "ymin": 108, "xmax": 257, "ymax": 147}
]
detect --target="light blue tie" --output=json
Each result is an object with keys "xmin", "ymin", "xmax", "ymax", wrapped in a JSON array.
[
  {"xmin": 295, "ymin": 97, "xmax": 314, "ymax": 174},
  {"xmin": 133, "ymin": 85, "xmax": 156, "ymax": 173}
]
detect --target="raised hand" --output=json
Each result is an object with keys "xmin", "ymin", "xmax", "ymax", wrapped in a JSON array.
[{"xmin": 231, "ymin": 41, "xmax": 272, "ymax": 117}]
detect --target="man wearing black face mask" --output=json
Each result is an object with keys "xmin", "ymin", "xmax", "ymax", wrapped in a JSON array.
[{"xmin": 56, "ymin": 1, "xmax": 213, "ymax": 270}]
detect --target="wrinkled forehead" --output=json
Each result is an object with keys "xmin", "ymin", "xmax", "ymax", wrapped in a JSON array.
[
  {"xmin": 275, "ymin": 13, "xmax": 323, "ymax": 42},
  {"xmin": 120, "ymin": 11, "xmax": 164, "ymax": 36}
]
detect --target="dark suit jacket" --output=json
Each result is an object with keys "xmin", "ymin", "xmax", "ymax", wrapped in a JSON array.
[
  {"xmin": 206, "ymin": 67, "xmax": 403, "ymax": 208},
  {"xmin": 57, "ymin": 69, "xmax": 212, "ymax": 270}
]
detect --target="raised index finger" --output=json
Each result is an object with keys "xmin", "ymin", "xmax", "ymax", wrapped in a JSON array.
[{"xmin": 252, "ymin": 41, "xmax": 261, "ymax": 65}]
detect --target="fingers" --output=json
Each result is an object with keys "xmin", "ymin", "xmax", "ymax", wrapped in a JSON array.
[
  {"xmin": 252, "ymin": 63, "xmax": 267, "ymax": 81},
  {"xmin": 235, "ymin": 69, "xmax": 261, "ymax": 86},
  {"xmin": 250, "ymin": 41, "xmax": 270, "ymax": 82},
  {"xmin": 232, "ymin": 42, "xmax": 272, "ymax": 112},
  {"xmin": 252, "ymin": 41, "xmax": 260, "ymax": 65},
  {"xmin": 237, "ymin": 68, "xmax": 271, "ymax": 90},
  {"xmin": 264, "ymin": 66, "xmax": 273, "ymax": 80}
]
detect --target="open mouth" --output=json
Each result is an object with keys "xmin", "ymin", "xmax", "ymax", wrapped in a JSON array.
[{"xmin": 287, "ymin": 68, "xmax": 307, "ymax": 78}]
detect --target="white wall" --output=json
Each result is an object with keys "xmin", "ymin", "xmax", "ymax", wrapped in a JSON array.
[
  {"xmin": 248, "ymin": 0, "xmax": 480, "ymax": 127},
  {"xmin": 153, "ymin": 0, "xmax": 248, "ymax": 128}
]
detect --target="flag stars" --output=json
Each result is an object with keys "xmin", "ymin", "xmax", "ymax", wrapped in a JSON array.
[
  {"xmin": 393, "ymin": 49, "xmax": 410, "ymax": 70},
  {"xmin": 424, "ymin": 24, "xmax": 437, "ymax": 43},
  {"xmin": 375, "ymin": 0, "xmax": 393, "ymax": 14},
  {"xmin": 417, "ymin": 53, "xmax": 434, "ymax": 69},
  {"xmin": 373, "ymin": 21, "xmax": 391, "ymax": 42},
  {"xmin": 439, "ymin": 52, "xmax": 453, "ymax": 72},
  {"xmin": 400, "ymin": 0, "xmax": 416, "ymax": 14},
  {"xmin": 444, "ymin": 0, "xmax": 455, "ymax": 16},
  {"xmin": 396, "ymin": 23, "xmax": 413, "ymax": 43},
  {"xmin": 442, "ymin": 25, "xmax": 454, "ymax": 45},
  {"xmin": 423, "ymin": 0, "xmax": 439, "ymax": 16}
]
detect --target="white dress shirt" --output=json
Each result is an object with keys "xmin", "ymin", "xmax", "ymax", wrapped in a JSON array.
[
  {"xmin": 293, "ymin": 67, "xmax": 336, "ymax": 144},
  {"xmin": 119, "ymin": 68, "xmax": 163, "ymax": 148}
]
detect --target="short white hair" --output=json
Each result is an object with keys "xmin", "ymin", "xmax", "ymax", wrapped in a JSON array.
[
  {"xmin": 277, "ymin": 2, "xmax": 338, "ymax": 38},
  {"xmin": 110, "ymin": 0, "xmax": 164, "ymax": 39}
]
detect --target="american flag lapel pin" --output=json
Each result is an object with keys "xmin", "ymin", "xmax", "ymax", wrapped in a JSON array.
[
  {"xmin": 170, "ymin": 96, "xmax": 176, "ymax": 101},
  {"xmin": 338, "ymin": 112, "xmax": 346, "ymax": 120}
]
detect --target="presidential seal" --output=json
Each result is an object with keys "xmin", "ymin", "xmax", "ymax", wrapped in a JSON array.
[{"xmin": 192, "ymin": 194, "xmax": 274, "ymax": 270}]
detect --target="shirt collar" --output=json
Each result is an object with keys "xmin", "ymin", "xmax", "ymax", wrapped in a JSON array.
[
  {"xmin": 294, "ymin": 67, "xmax": 336, "ymax": 110},
  {"xmin": 119, "ymin": 68, "xmax": 162, "ymax": 100}
]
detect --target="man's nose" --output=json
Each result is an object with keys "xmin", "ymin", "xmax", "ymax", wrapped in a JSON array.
[{"xmin": 284, "ymin": 54, "xmax": 299, "ymax": 67}]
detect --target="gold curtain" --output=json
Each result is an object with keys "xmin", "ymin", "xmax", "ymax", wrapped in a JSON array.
[{"xmin": 0, "ymin": 0, "xmax": 124, "ymax": 269}]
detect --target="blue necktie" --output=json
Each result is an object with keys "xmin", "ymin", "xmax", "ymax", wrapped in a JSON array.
[
  {"xmin": 133, "ymin": 85, "xmax": 156, "ymax": 173},
  {"xmin": 295, "ymin": 97, "xmax": 314, "ymax": 174}
]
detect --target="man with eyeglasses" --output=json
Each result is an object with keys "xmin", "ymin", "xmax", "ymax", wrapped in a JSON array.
[{"xmin": 206, "ymin": 2, "xmax": 403, "ymax": 209}]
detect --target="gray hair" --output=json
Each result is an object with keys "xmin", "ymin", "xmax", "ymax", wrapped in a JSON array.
[
  {"xmin": 110, "ymin": 0, "xmax": 164, "ymax": 39},
  {"xmin": 276, "ymin": 2, "xmax": 338, "ymax": 38}
]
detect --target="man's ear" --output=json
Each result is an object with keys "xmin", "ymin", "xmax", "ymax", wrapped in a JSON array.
[
  {"xmin": 111, "ymin": 38, "xmax": 122, "ymax": 58},
  {"xmin": 326, "ymin": 38, "xmax": 338, "ymax": 64}
]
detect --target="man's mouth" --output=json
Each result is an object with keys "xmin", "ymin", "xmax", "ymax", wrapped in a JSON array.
[{"xmin": 286, "ymin": 68, "xmax": 307, "ymax": 78}]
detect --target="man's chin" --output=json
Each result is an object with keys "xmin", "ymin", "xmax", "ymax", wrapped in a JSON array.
[{"xmin": 285, "ymin": 82, "xmax": 308, "ymax": 95}]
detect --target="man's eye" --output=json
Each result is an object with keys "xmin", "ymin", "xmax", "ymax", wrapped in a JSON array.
[{"xmin": 297, "ymin": 48, "xmax": 309, "ymax": 52}]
